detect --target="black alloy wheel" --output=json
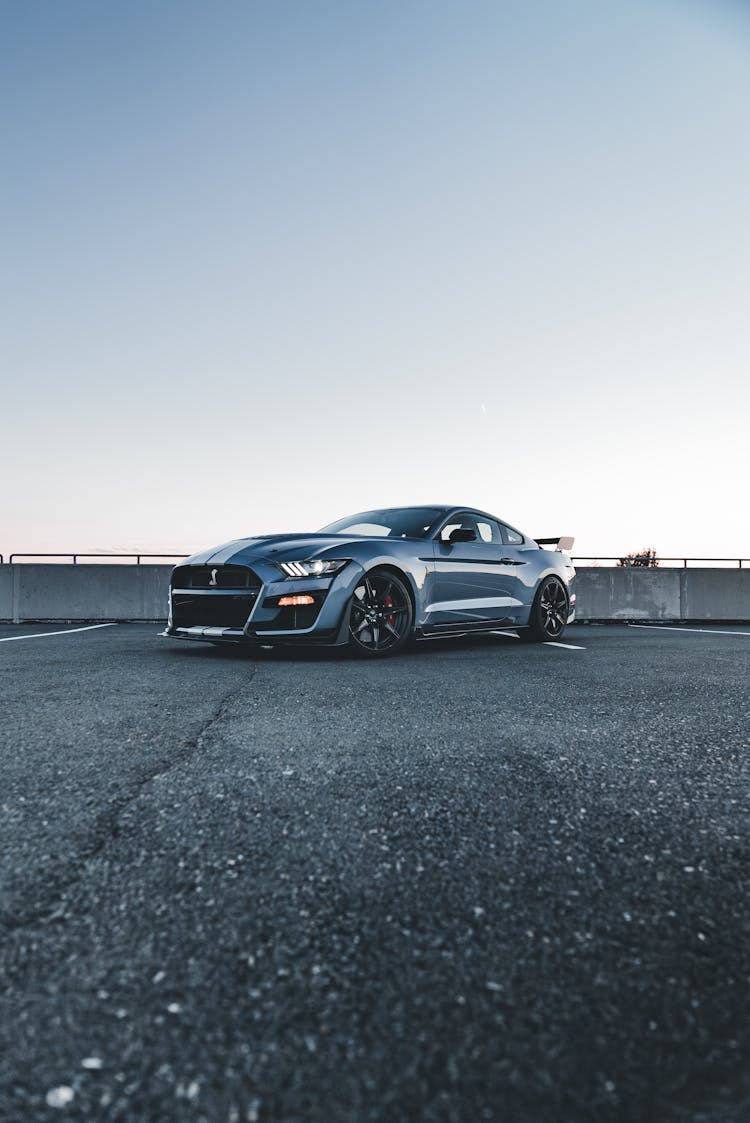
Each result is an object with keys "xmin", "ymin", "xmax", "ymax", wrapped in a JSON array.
[
  {"xmin": 521, "ymin": 576, "xmax": 569, "ymax": 642},
  {"xmin": 348, "ymin": 570, "xmax": 413, "ymax": 657}
]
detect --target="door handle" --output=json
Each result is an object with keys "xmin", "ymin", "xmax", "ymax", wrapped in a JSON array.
[{"xmin": 499, "ymin": 557, "xmax": 527, "ymax": 565}]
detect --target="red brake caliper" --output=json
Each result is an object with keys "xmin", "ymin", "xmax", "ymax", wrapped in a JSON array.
[{"xmin": 384, "ymin": 594, "xmax": 395, "ymax": 627}]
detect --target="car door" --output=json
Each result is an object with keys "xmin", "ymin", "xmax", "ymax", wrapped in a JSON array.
[{"xmin": 426, "ymin": 513, "xmax": 527, "ymax": 629}]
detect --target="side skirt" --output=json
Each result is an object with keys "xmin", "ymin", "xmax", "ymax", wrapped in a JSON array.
[{"xmin": 419, "ymin": 617, "xmax": 519, "ymax": 638}]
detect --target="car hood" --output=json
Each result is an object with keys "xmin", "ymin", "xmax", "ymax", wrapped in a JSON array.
[{"xmin": 184, "ymin": 533, "xmax": 376, "ymax": 567}]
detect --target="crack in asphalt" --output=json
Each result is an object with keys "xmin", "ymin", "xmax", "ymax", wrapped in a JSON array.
[{"xmin": 0, "ymin": 670, "xmax": 255, "ymax": 933}]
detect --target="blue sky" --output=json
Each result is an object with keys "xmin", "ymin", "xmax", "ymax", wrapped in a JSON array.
[{"xmin": 2, "ymin": 0, "xmax": 749, "ymax": 559}]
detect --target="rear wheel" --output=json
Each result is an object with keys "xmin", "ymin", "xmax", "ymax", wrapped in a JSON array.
[
  {"xmin": 347, "ymin": 570, "xmax": 413, "ymax": 657},
  {"xmin": 520, "ymin": 576, "xmax": 568, "ymax": 642}
]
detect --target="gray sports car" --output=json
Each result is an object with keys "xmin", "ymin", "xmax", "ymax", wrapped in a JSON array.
[{"xmin": 162, "ymin": 506, "xmax": 576, "ymax": 657}]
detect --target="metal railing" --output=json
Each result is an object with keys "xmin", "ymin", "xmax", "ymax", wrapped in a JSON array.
[
  {"xmin": 6, "ymin": 553, "xmax": 189, "ymax": 565},
  {"xmin": 1, "ymin": 552, "xmax": 747, "ymax": 568},
  {"xmin": 573, "ymin": 557, "xmax": 748, "ymax": 569}
]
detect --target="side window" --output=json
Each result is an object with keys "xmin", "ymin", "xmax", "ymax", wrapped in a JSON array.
[
  {"xmin": 439, "ymin": 514, "xmax": 478, "ymax": 542},
  {"xmin": 501, "ymin": 523, "xmax": 524, "ymax": 545},
  {"xmin": 439, "ymin": 520, "xmax": 460, "ymax": 542},
  {"xmin": 476, "ymin": 519, "xmax": 503, "ymax": 544},
  {"xmin": 439, "ymin": 515, "xmax": 506, "ymax": 544}
]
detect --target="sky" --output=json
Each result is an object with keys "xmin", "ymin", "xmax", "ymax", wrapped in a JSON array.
[{"xmin": 2, "ymin": 0, "xmax": 749, "ymax": 561}]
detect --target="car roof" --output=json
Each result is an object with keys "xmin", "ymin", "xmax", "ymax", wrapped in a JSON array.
[{"xmin": 381, "ymin": 504, "xmax": 496, "ymax": 516}]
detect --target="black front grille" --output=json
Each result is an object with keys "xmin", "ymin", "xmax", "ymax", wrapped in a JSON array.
[
  {"xmin": 172, "ymin": 593, "xmax": 257, "ymax": 629},
  {"xmin": 173, "ymin": 565, "xmax": 260, "ymax": 590}
]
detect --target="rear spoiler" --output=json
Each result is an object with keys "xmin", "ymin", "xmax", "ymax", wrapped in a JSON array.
[{"xmin": 536, "ymin": 536, "xmax": 575, "ymax": 553}]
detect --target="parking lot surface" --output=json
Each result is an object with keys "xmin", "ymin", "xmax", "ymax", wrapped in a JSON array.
[{"xmin": 1, "ymin": 623, "xmax": 749, "ymax": 1122}]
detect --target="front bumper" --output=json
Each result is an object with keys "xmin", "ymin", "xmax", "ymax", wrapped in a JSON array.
[{"xmin": 163, "ymin": 561, "xmax": 366, "ymax": 647}]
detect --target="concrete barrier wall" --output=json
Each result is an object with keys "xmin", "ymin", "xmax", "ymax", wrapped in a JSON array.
[
  {"xmin": 0, "ymin": 564, "xmax": 748, "ymax": 624},
  {"xmin": 0, "ymin": 565, "xmax": 170, "ymax": 623},
  {"xmin": 575, "ymin": 568, "xmax": 682, "ymax": 621},
  {"xmin": 575, "ymin": 567, "xmax": 750, "ymax": 622},
  {"xmin": 677, "ymin": 568, "xmax": 750, "ymax": 621},
  {"xmin": 0, "ymin": 565, "xmax": 12, "ymax": 622}
]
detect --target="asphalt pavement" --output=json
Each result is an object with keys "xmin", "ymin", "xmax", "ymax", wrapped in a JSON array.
[{"xmin": 1, "ymin": 623, "xmax": 749, "ymax": 1123}]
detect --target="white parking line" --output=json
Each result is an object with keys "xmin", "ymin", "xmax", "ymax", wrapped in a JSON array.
[
  {"xmin": 0, "ymin": 623, "xmax": 118, "ymax": 643},
  {"xmin": 628, "ymin": 624, "xmax": 750, "ymax": 638},
  {"xmin": 489, "ymin": 631, "xmax": 585, "ymax": 650}
]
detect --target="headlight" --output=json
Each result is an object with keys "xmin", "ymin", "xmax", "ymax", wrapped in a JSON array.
[{"xmin": 276, "ymin": 558, "xmax": 350, "ymax": 578}]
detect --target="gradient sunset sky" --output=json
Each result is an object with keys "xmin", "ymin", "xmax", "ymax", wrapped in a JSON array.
[{"xmin": 2, "ymin": 0, "xmax": 749, "ymax": 560}]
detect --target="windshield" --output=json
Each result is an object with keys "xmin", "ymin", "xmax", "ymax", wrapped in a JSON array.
[{"xmin": 319, "ymin": 507, "xmax": 445, "ymax": 539}]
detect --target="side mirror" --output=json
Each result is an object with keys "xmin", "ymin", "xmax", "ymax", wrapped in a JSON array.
[{"xmin": 448, "ymin": 528, "xmax": 478, "ymax": 543}]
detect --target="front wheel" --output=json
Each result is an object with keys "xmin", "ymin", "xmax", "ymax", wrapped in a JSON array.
[
  {"xmin": 520, "ymin": 576, "xmax": 569, "ymax": 642},
  {"xmin": 347, "ymin": 570, "xmax": 413, "ymax": 658}
]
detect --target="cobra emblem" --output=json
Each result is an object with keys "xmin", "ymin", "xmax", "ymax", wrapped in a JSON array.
[{"xmin": 209, "ymin": 568, "xmax": 219, "ymax": 587}]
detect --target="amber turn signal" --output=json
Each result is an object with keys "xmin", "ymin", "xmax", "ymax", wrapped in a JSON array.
[{"xmin": 278, "ymin": 594, "xmax": 315, "ymax": 607}]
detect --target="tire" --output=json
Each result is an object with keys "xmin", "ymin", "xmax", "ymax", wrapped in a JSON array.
[
  {"xmin": 347, "ymin": 569, "xmax": 414, "ymax": 658},
  {"xmin": 520, "ymin": 576, "xmax": 569, "ymax": 642}
]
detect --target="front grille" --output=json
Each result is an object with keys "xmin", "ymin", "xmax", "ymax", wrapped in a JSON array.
[
  {"xmin": 172, "ymin": 564, "xmax": 260, "ymax": 590},
  {"xmin": 172, "ymin": 593, "xmax": 257, "ymax": 629}
]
